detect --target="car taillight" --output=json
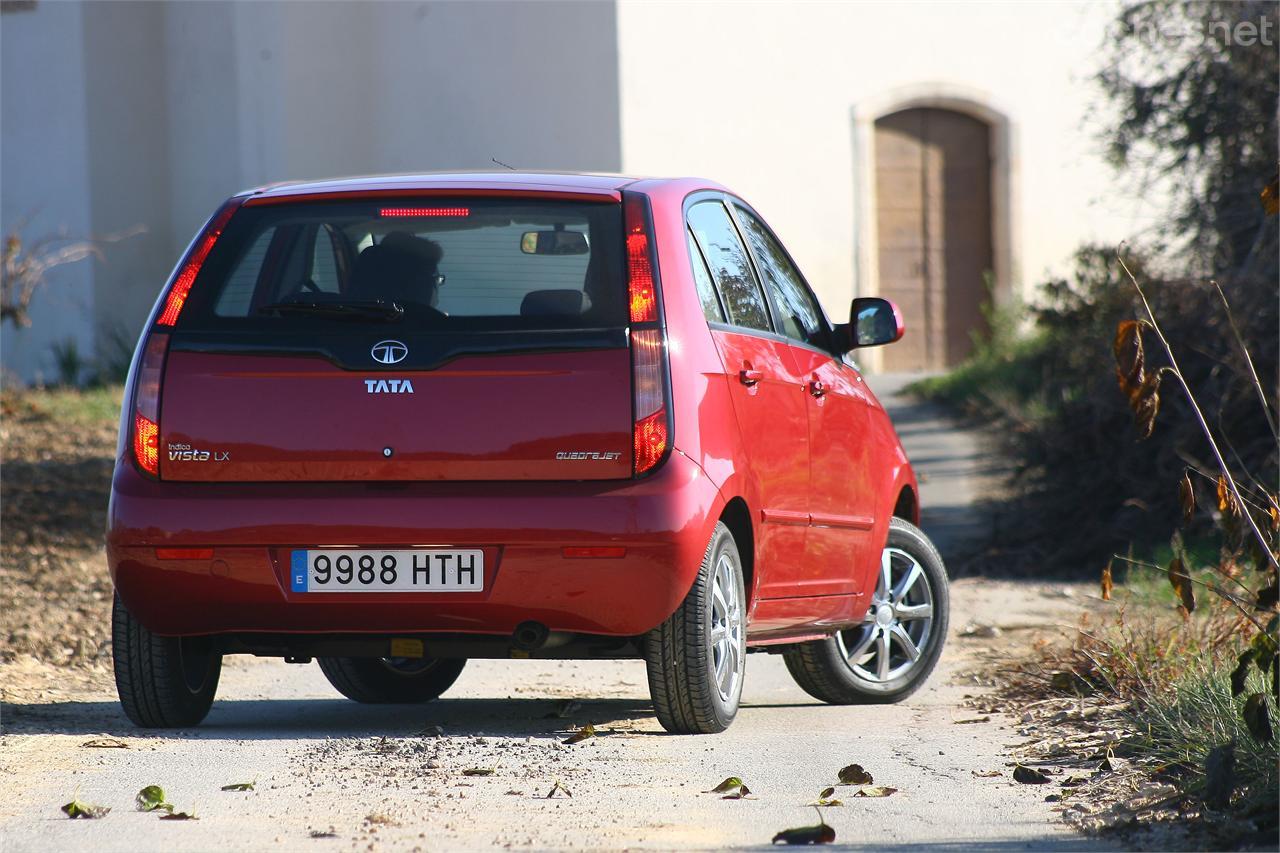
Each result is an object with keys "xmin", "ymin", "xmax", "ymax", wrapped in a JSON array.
[
  {"xmin": 131, "ymin": 331, "xmax": 169, "ymax": 477},
  {"xmin": 156, "ymin": 199, "xmax": 242, "ymax": 327},
  {"xmin": 625, "ymin": 193, "xmax": 671, "ymax": 476}
]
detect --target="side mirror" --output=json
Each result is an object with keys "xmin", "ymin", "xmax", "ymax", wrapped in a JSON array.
[
  {"xmin": 520, "ymin": 230, "xmax": 589, "ymax": 255},
  {"xmin": 834, "ymin": 297, "xmax": 904, "ymax": 351}
]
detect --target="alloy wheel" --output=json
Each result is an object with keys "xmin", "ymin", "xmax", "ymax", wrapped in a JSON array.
[
  {"xmin": 835, "ymin": 546, "xmax": 935, "ymax": 683},
  {"xmin": 709, "ymin": 552, "xmax": 744, "ymax": 702}
]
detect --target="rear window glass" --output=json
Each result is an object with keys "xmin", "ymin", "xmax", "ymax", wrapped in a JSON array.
[{"xmin": 181, "ymin": 198, "xmax": 624, "ymax": 331}]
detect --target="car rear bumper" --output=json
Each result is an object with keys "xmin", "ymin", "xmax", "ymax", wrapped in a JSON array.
[{"xmin": 107, "ymin": 451, "xmax": 721, "ymax": 638}]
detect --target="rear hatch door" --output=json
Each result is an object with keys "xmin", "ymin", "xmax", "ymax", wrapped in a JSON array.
[{"xmin": 159, "ymin": 195, "xmax": 633, "ymax": 482}]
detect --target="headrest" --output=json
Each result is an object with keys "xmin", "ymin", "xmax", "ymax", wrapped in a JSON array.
[{"xmin": 520, "ymin": 289, "xmax": 589, "ymax": 317}]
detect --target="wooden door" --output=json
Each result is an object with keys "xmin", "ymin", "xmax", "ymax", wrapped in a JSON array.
[{"xmin": 874, "ymin": 108, "xmax": 992, "ymax": 371}]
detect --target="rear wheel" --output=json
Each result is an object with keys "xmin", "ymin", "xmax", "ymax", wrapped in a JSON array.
[
  {"xmin": 112, "ymin": 593, "xmax": 222, "ymax": 728},
  {"xmin": 643, "ymin": 521, "xmax": 746, "ymax": 734},
  {"xmin": 317, "ymin": 656, "xmax": 466, "ymax": 704},
  {"xmin": 784, "ymin": 517, "xmax": 948, "ymax": 704}
]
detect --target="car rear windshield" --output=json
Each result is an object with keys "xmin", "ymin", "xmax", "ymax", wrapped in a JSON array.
[{"xmin": 176, "ymin": 198, "xmax": 625, "ymax": 331}]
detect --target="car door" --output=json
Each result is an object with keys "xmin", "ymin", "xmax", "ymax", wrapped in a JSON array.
[
  {"xmin": 686, "ymin": 200, "xmax": 811, "ymax": 600},
  {"xmin": 730, "ymin": 202, "xmax": 878, "ymax": 598}
]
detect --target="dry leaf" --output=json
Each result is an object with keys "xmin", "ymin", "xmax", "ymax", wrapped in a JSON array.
[
  {"xmin": 1179, "ymin": 472, "xmax": 1195, "ymax": 524},
  {"xmin": 851, "ymin": 786, "xmax": 897, "ymax": 798},
  {"xmin": 1013, "ymin": 765, "xmax": 1051, "ymax": 784},
  {"xmin": 562, "ymin": 724, "xmax": 596, "ymax": 745},
  {"xmin": 707, "ymin": 776, "xmax": 746, "ymax": 794},
  {"xmin": 462, "ymin": 768, "xmax": 495, "ymax": 777},
  {"xmin": 62, "ymin": 799, "xmax": 111, "ymax": 819},
  {"xmin": 1167, "ymin": 556, "xmax": 1195, "ymax": 613},
  {"xmin": 545, "ymin": 780, "xmax": 572, "ymax": 799},
  {"xmin": 1243, "ymin": 693, "xmax": 1273, "ymax": 743},
  {"xmin": 81, "ymin": 737, "xmax": 128, "ymax": 749},
  {"xmin": 837, "ymin": 764, "xmax": 873, "ymax": 785}
]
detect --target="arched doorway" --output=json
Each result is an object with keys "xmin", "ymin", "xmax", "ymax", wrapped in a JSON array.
[{"xmin": 874, "ymin": 107, "xmax": 993, "ymax": 372}]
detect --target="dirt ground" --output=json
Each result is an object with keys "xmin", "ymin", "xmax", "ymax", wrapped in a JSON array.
[{"xmin": 0, "ymin": 379, "xmax": 1133, "ymax": 851}]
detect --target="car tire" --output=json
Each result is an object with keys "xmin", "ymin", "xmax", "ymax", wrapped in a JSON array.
[
  {"xmin": 112, "ymin": 593, "xmax": 223, "ymax": 728},
  {"xmin": 317, "ymin": 656, "xmax": 466, "ymax": 704},
  {"xmin": 784, "ymin": 517, "xmax": 948, "ymax": 704},
  {"xmin": 643, "ymin": 521, "xmax": 746, "ymax": 734}
]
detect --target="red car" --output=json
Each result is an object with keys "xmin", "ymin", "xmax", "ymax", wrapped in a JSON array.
[{"xmin": 108, "ymin": 172, "xmax": 949, "ymax": 734}]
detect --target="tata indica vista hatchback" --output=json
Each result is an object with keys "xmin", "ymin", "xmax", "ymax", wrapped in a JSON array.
[{"xmin": 108, "ymin": 172, "xmax": 950, "ymax": 734}]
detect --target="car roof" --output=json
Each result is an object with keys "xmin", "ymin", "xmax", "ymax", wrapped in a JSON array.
[{"xmin": 245, "ymin": 171, "xmax": 649, "ymax": 204}]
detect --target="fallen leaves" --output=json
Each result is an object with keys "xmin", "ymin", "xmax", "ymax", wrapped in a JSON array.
[
  {"xmin": 562, "ymin": 724, "xmax": 596, "ymax": 745},
  {"xmin": 705, "ymin": 776, "xmax": 752, "ymax": 799},
  {"xmin": 836, "ymin": 764, "xmax": 873, "ymax": 785},
  {"xmin": 771, "ymin": 810, "xmax": 836, "ymax": 846},
  {"xmin": 545, "ymin": 780, "xmax": 572, "ymax": 799},
  {"xmin": 810, "ymin": 786, "xmax": 842, "ymax": 806},
  {"xmin": 220, "ymin": 781, "xmax": 255, "ymax": 792},
  {"xmin": 81, "ymin": 737, "xmax": 128, "ymax": 749},
  {"xmin": 462, "ymin": 768, "xmax": 495, "ymax": 777},
  {"xmin": 135, "ymin": 785, "xmax": 173, "ymax": 813},
  {"xmin": 62, "ymin": 799, "xmax": 110, "ymax": 819},
  {"xmin": 159, "ymin": 811, "xmax": 199, "ymax": 821},
  {"xmin": 850, "ymin": 786, "xmax": 897, "ymax": 798},
  {"xmin": 1013, "ymin": 765, "xmax": 1052, "ymax": 785}
]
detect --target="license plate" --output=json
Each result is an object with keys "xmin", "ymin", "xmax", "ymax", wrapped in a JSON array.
[{"xmin": 290, "ymin": 549, "xmax": 483, "ymax": 593}]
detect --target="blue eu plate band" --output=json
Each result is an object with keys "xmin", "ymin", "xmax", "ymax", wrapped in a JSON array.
[{"xmin": 291, "ymin": 550, "xmax": 308, "ymax": 592}]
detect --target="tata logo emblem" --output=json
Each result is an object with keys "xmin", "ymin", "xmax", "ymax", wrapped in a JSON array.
[{"xmin": 371, "ymin": 340, "xmax": 408, "ymax": 365}]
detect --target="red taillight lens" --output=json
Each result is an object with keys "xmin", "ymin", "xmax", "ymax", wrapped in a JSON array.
[
  {"xmin": 624, "ymin": 192, "xmax": 670, "ymax": 477},
  {"xmin": 634, "ymin": 409, "xmax": 668, "ymax": 475},
  {"xmin": 157, "ymin": 200, "xmax": 241, "ymax": 327},
  {"xmin": 134, "ymin": 413, "xmax": 159, "ymax": 476},
  {"xmin": 625, "ymin": 195, "xmax": 658, "ymax": 323},
  {"xmin": 132, "ymin": 331, "xmax": 169, "ymax": 477}
]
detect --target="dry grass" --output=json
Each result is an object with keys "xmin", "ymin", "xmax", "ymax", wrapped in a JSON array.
[
  {"xmin": 0, "ymin": 385, "xmax": 120, "ymax": 669},
  {"xmin": 990, "ymin": 576, "xmax": 1279, "ymax": 851}
]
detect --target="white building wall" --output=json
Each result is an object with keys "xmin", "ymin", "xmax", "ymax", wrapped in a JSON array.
[
  {"xmin": 2, "ymin": 0, "xmax": 622, "ymax": 383},
  {"xmin": 616, "ymin": 0, "xmax": 1157, "ymax": 326},
  {"xmin": 1, "ymin": 2, "xmax": 95, "ymax": 383}
]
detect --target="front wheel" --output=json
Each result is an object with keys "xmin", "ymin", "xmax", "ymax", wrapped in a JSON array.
[
  {"xmin": 643, "ymin": 521, "xmax": 746, "ymax": 734},
  {"xmin": 317, "ymin": 656, "xmax": 466, "ymax": 704},
  {"xmin": 112, "ymin": 593, "xmax": 223, "ymax": 728},
  {"xmin": 784, "ymin": 517, "xmax": 948, "ymax": 704}
]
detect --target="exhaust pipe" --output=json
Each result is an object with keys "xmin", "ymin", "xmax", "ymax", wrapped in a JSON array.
[{"xmin": 512, "ymin": 621, "xmax": 550, "ymax": 651}]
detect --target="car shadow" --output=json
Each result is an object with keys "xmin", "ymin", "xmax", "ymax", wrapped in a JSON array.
[{"xmin": 0, "ymin": 695, "xmax": 663, "ymax": 741}]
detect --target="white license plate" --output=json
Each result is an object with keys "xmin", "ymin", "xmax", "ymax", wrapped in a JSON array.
[{"xmin": 290, "ymin": 549, "xmax": 483, "ymax": 593}]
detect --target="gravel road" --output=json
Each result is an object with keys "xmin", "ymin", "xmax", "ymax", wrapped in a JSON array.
[{"xmin": 0, "ymin": 376, "xmax": 1108, "ymax": 851}]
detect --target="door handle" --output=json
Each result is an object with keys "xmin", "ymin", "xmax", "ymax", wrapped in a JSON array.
[
  {"xmin": 809, "ymin": 378, "xmax": 826, "ymax": 398},
  {"xmin": 739, "ymin": 369, "xmax": 763, "ymax": 387}
]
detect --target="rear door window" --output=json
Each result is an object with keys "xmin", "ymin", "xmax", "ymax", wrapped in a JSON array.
[
  {"xmin": 687, "ymin": 227, "xmax": 725, "ymax": 323},
  {"xmin": 732, "ymin": 204, "xmax": 829, "ymax": 350},
  {"xmin": 186, "ymin": 198, "xmax": 624, "ymax": 331},
  {"xmin": 686, "ymin": 200, "xmax": 771, "ymax": 332}
]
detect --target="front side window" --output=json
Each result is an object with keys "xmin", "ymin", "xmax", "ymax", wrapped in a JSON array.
[
  {"xmin": 733, "ymin": 205, "xmax": 828, "ymax": 350},
  {"xmin": 186, "ymin": 198, "xmax": 624, "ymax": 331},
  {"xmin": 686, "ymin": 201, "xmax": 771, "ymax": 332}
]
